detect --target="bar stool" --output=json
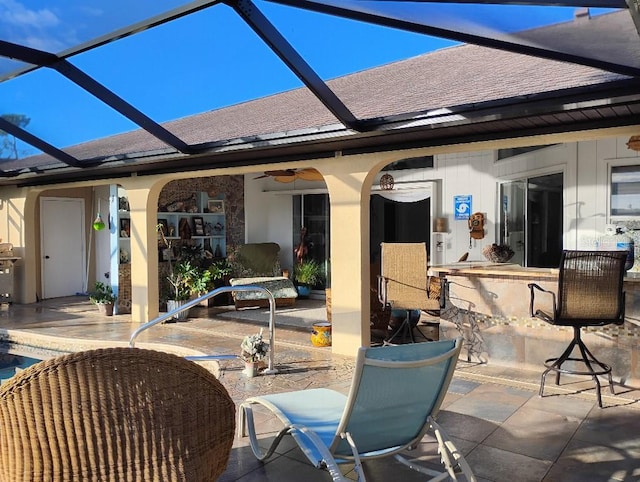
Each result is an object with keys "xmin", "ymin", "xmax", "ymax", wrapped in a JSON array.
[
  {"xmin": 377, "ymin": 242, "xmax": 440, "ymax": 344},
  {"xmin": 528, "ymin": 250, "xmax": 626, "ymax": 407}
]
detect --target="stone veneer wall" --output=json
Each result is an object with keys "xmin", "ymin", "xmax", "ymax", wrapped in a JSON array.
[
  {"xmin": 117, "ymin": 264, "xmax": 131, "ymax": 313},
  {"xmin": 440, "ymin": 303, "xmax": 640, "ymax": 384},
  {"xmin": 118, "ymin": 175, "xmax": 245, "ymax": 313},
  {"xmin": 437, "ymin": 269, "xmax": 640, "ymax": 384},
  {"xmin": 158, "ymin": 176, "xmax": 245, "ymax": 249}
]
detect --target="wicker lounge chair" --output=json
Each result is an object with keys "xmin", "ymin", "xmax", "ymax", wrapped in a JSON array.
[
  {"xmin": 238, "ymin": 338, "xmax": 475, "ymax": 481},
  {"xmin": 528, "ymin": 250, "xmax": 627, "ymax": 408},
  {"xmin": 0, "ymin": 347, "xmax": 235, "ymax": 481}
]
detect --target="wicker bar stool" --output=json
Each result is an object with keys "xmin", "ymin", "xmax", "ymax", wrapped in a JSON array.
[
  {"xmin": 0, "ymin": 347, "xmax": 235, "ymax": 481},
  {"xmin": 528, "ymin": 250, "xmax": 626, "ymax": 408},
  {"xmin": 377, "ymin": 242, "xmax": 440, "ymax": 344}
]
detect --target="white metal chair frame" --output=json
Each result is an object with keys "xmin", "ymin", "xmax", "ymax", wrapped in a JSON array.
[{"xmin": 237, "ymin": 338, "xmax": 475, "ymax": 481}]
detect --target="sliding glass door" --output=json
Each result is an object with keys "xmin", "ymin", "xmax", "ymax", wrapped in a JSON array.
[
  {"xmin": 499, "ymin": 173, "xmax": 563, "ymax": 268},
  {"xmin": 293, "ymin": 194, "xmax": 330, "ymax": 288}
]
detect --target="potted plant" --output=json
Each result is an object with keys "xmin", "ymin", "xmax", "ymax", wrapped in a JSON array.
[
  {"xmin": 188, "ymin": 263, "xmax": 213, "ymax": 299},
  {"xmin": 158, "ymin": 223, "xmax": 199, "ymax": 320},
  {"xmin": 293, "ymin": 258, "xmax": 323, "ymax": 298},
  {"xmin": 89, "ymin": 281, "xmax": 117, "ymax": 316},
  {"xmin": 240, "ymin": 329, "xmax": 269, "ymax": 377},
  {"xmin": 208, "ymin": 258, "xmax": 233, "ymax": 284},
  {"xmin": 166, "ymin": 260, "xmax": 205, "ymax": 321},
  {"xmin": 205, "ymin": 259, "xmax": 234, "ymax": 306}
]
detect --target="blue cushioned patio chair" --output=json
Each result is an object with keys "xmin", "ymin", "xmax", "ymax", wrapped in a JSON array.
[{"xmin": 237, "ymin": 338, "xmax": 475, "ymax": 481}]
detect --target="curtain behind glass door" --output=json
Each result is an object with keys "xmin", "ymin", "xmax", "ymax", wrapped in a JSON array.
[{"xmin": 499, "ymin": 181, "xmax": 526, "ymax": 266}]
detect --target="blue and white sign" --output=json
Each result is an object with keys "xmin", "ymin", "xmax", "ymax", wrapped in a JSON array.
[{"xmin": 454, "ymin": 195, "xmax": 472, "ymax": 220}]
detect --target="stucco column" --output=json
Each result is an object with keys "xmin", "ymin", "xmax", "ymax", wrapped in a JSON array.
[
  {"xmin": 0, "ymin": 187, "xmax": 39, "ymax": 304},
  {"xmin": 120, "ymin": 179, "xmax": 164, "ymax": 323},
  {"xmin": 322, "ymin": 159, "xmax": 378, "ymax": 356},
  {"xmin": 21, "ymin": 191, "xmax": 39, "ymax": 303}
]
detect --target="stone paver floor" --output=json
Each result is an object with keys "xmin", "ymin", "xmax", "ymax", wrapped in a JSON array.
[{"xmin": 1, "ymin": 297, "xmax": 639, "ymax": 481}]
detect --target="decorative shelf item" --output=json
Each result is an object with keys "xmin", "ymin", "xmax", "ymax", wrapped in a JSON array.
[
  {"xmin": 157, "ymin": 194, "xmax": 226, "ymax": 260},
  {"xmin": 118, "ymin": 193, "xmax": 226, "ymax": 264}
]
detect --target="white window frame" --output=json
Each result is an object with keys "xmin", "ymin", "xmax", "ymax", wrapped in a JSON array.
[{"xmin": 608, "ymin": 160, "xmax": 640, "ymax": 222}]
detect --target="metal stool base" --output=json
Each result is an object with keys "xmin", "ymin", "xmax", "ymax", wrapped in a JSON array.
[
  {"xmin": 385, "ymin": 310, "xmax": 431, "ymax": 345},
  {"xmin": 540, "ymin": 326, "xmax": 615, "ymax": 408}
]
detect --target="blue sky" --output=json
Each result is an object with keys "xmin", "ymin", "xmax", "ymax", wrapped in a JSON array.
[{"xmin": 0, "ymin": 1, "xmax": 584, "ymax": 153}]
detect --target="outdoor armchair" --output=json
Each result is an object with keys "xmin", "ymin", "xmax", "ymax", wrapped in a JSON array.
[
  {"xmin": 0, "ymin": 347, "xmax": 235, "ymax": 481},
  {"xmin": 378, "ymin": 242, "xmax": 441, "ymax": 343}
]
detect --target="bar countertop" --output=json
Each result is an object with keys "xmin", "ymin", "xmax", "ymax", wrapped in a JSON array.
[
  {"xmin": 429, "ymin": 262, "xmax": 557, "ymax": 279},
  {"xmin": 429, "ymin": 261, "xmax": 640, "ymax": 282}
]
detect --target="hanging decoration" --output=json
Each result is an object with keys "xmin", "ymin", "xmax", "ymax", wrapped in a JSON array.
[
  {"xmin": 92, "ymin": 197, "xmax": 106, "ymax": 231},
  {"xmin": 93, "ymin": 213, "xmax": 106, "ymax": 231},
  {"xmin": 627, "ymin": 135, "xmax": 640, "ymax": 151},
  {"xmin": 468, "ymin": 212, "xmax": 485, "ymax": 248},
  {"xmin": 379, "ymin": 173, "xmax": 394, "ymax": 190}
]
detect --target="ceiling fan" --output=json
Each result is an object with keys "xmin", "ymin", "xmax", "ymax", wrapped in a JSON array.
[{"xmin": 254, "ymin": 168, "xmax": 323, "ymax": 183}]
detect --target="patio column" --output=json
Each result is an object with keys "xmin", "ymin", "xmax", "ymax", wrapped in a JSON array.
[
  {"xmin": 322, "ymin": 159, "xmax": 377, "ymax": 356},
  {"xmin": 119, "ymin": 179, "xmax": 164, "ymax": 323},
  {"xmin": 0, "ymin": 187, "xmax": 39, "ymax": 304}
]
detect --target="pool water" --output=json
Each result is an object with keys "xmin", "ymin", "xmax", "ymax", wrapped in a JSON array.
[{"xmin": 0, "ymin": 354, "xmax": 40, "ymax": 385}]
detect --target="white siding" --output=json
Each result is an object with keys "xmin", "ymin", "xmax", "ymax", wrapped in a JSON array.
[
  {"xmin": 244, "ymin": 174, "xmax": 295, "ymax": 273},
  {"xmin": 243, "ymin": 135, "xmax": 640, "ymax": 268}
]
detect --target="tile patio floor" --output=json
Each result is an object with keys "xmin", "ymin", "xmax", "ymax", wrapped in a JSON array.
[{"xmin": 0, "ymin": 297, "xmax": 639, "ymax": 481}]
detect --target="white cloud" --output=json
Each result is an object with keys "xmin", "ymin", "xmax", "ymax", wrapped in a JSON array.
[
  {"xmin": 0, "ymin": 0, "xmax": 68, "ymax": 55},
  {"xmin": 20, "ymin": 34, "xmax": 66, "ymax": 53},
  {"xmin": 0, "ymin": 0, "xmax": 60, "ymax": 28}
]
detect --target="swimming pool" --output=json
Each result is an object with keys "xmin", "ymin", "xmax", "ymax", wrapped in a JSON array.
[{"xmin": 0, "ymin": 354, "xmax": 40, "ymax": 384}]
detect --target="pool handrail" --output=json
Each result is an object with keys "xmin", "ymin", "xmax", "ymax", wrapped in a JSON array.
[{"xmin": 128, "ymin": 285, "xmax": 278, "ymax": 374}]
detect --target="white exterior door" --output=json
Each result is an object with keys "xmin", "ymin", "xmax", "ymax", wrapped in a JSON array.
[{"xmin": 41, "ymin": 197, "xmax": 86, "ymax": 299}]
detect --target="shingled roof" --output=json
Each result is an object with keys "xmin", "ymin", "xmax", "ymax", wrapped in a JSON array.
[{"xmin": 6, "ymin": 10, "xmax": 640, "ymax": 184}]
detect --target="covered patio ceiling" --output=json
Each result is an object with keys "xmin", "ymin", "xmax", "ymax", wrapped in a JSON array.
[{"xmin": 1, "ymin": 0, "xmax": 640, "ymax": 184}]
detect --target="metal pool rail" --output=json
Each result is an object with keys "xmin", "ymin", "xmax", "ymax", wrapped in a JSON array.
[{"xmin": 129, "ymin": 285, "xmax": 278, "ymax": 374}]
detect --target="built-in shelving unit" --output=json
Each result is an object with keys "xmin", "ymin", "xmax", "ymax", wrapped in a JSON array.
[
  {"xmin": 117, "ymin": 195, "xmax": 131, "ymax": 264},
  {"xmin": 117, "ymin": 192, "xmax": 226, "ymax": 264},
  {"xmin": 158, "ymin": 193, "xmax": 226, "ymax": 259}
]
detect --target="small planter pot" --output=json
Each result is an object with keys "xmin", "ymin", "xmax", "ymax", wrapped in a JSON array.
[
  {"xmin": 166, "ymin": 299, "xmax": 191, "ymax": 321},
  {"xmin": 297, "ymin": 285, "xmax": 311, "ymax": 298},
  {"xmin": 242, "ymin": 361, "xmax": 259, "ymax": 378},
  {"xmin": 311, "ymin": 322, "xmax": 332, "ymax": 347},
  {"xmin": 97, "ymin": 303, "xmax": 114, "ymax": 316}
]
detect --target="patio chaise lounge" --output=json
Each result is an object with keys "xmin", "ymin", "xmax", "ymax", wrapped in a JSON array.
[
  {"xmin": 229, "ymin": 242, "xmax": 298, "ymax": 309},
  {"xmin": 237, "ymin": 338, "xmax": 476, "ymax": 481}
]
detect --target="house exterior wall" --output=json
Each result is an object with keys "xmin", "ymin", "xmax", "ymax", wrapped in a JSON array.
[
  {"xmin": 370, "ymin": 137, "xmax": 640, "ymax": 266},
  {"xmin": 244, "ymin": 177, "xmax": 295, "ymax": 273},
  {"xmin": 1, "ymin": 131, "xmax": 639, "ymax": 357}
]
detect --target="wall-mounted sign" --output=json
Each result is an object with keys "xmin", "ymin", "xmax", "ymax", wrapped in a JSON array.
[{"xmin": 454, "ymin": 195, "xmax": 472, "ymax": 220}]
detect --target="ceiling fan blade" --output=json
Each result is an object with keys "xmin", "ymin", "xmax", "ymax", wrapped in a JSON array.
[
  {"xmin": 274, "ymin": 175, "xmax": 297, "ymax": 183},
  {"xmin": 296, "ymin": 168, "xmax": 323, "ymax": 181},
  {"xmin": 254, "ymin": 169, "xmax": 296, "ymax": 180},
  {"xmin": 265, "ymin": 170, "xmax": 295, "ymax": 177}
]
